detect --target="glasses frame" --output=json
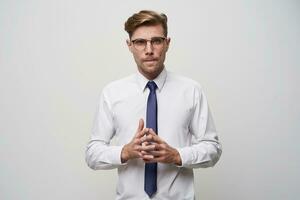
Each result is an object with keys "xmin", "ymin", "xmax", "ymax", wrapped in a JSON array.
[{"xmin": 130, "ymin": 37, "xmax": 167, "ymax": 51}]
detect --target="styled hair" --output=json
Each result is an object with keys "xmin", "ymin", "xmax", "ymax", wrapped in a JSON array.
[{"xmin": 124, "ymin": 10, "xmax": 168, "ymax": 38}]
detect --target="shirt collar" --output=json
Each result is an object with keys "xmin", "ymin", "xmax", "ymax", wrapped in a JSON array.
[{"xmin": 136, "ymin": 68, "xmax": 167, "ymax": 93}]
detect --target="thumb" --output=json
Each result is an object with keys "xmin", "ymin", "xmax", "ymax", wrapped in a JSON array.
[{"xmin": 137, "ymin": 118, "xmax": 144, "ymax": 132}]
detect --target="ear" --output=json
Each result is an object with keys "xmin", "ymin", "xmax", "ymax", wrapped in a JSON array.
[
  {"xmin": 126, "ymin": 39, "xmax": 133, "ymax": 53},
  {"xmin": 165, "ymin": 37, "xmax": 171, "ymax": 51}
]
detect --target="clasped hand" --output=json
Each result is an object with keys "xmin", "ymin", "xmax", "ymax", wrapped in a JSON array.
[{"xmin": 121, "ymin": 119, "xmax": 182, "ymax": 165}]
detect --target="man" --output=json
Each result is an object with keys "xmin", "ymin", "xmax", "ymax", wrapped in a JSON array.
[{"xmin": 86, "ymin": 10, "xmax": 222, "ymax": 200}]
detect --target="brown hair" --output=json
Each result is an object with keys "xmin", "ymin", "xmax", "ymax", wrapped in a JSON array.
[{"xmin": 124, "ymin": 10, "xmax": 168, "ymax": 38}]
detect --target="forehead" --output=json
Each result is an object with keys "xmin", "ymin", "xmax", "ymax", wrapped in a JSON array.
[{"xmin": 131, "ymin": 24, "xmax": 164, "ymax": 39}]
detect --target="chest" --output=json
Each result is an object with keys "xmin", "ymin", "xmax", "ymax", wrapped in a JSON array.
[{"xmin": 111, "ymin": 88, "xmax": 194, "ymax": 145}]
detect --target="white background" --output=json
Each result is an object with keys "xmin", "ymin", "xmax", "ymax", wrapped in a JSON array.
[{"xmin": 1, "ymin": 0, "xmax": 299, "ymax": 199}]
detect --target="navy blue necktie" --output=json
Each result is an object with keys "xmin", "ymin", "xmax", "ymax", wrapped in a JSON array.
[{"xmin": 144, "ymin": 81, "xmax": 158, "ymax": 197}]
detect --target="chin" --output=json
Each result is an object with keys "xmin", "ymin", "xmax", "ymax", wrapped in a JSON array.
[
  {"xmin": 145, "ymin": 66, "xmax": 160, "ymax": 73},
  {"xmin": 138, "ymin": 64, "xmax": 164, "ymax": 79}
]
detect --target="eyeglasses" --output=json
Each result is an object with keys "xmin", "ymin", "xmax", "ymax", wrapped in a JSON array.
[{"xmin": 131, "ymin": 37, "xmax": 166, "ymax": 51}]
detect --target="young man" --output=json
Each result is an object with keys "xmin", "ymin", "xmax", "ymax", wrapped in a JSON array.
[{"xmin": 86, "ymin": 10, "xmax": 222, "ymax": 200}]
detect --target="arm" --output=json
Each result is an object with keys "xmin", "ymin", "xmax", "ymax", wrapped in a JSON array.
[
  {"xmin": 141, "ymin": 85, "xmax": 222, "ymax": 168},
  {"xmin": 85, "ymin": 91, "xmax": 152, "ymax": 169},
  {"xmin": 176, "ymin": 85, "xmax": 222, "ymax": 168},
  {"xmin": 85, "ymin": 92, "xmax": 123, "ymax": 170}
]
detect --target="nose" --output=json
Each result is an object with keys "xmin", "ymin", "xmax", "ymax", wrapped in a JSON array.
[{"xmin": 145, "ymin": 41, "xmax": 154, "ymax": 55}]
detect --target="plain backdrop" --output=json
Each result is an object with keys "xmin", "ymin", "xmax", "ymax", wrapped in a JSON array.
[{"xmin": 1, "ymin": 0, "xmax": 299, "ymax": 199}]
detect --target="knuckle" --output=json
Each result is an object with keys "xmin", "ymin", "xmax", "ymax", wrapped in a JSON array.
[{"xmin": 133, "ymin": 146, "xmax": 139, "ymax": 150}]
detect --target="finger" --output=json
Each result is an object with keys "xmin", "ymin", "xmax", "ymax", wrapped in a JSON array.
[
  {"xmin": 143, "ymin": 159, "xmax": 155, "ymax": 163},
  {"xmin": 142, "ymin": 133, "xmax": 155, "ymax": 143},
  {"xmin": 146, "ymin": 150, "xmax": 163, "ymax": 157},
  {"xmin": 143, "ymin": 131, "xmax": 162, "ymax": 144},
  {"xmin": 140, "ymin": 151, "xmax": 153, "ymax": 157},
  {"xmin": 133, "ymin": 119, "xmax": 144, "ymax": 140},
  {"xmin": 143, "ymin": 157, "xmax": 161, "ymax": 163},
  {"xmin": 141, "ymin": 154, "xmax": 154, "ymax": 160},
  {"xmin": 140, "ymin": 128, "xmax": 149, "ymax": 138},
  {"xmin": 140, "ymin": 150, "xmax": 147, "ymax": 155},
  {"xmin": 137, "ymin": 152, "xmax": 143, "ymax": 158},
  {"xmin": 140, "ymin": 144, "xmax": 156, "ymax": 152},
  {"xmin": 140, "ymin": 135, "xmax": 152, "ymax": 143},
  {"xmin": 155, "ymin": 156, "xmax": 169, "ymax": 163},
  {"xmin": 135, "ymin": 127, "xmax": 149, "ymax": 140},
  {"xmin": 148, "ymin": 129, "xmax": 164, "ymax": 143},
  {"xmin": 136, "ymin": 118, "xmax": 144, "ymax": 132},
  {"xmin": 144, "ymin": 156, "xmax": 166, "ymax": 163},
  {"xmin": 141, "ymin": 141, "xmax": 150, "ymax": 146}
]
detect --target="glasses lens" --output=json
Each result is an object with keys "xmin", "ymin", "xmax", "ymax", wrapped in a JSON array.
[
  {"xmin": 132, "ymin": 37, "xmax": 166, "ymax": 51},
  {"xmin": 133, "ymin": 39, "xmax": 147, "ymax": 51},
  {"xmin": 151, "ymin": 37, "xmax": 165, "ymax": 46}
]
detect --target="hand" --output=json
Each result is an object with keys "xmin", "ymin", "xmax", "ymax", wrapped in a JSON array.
[
  {"xmin": 121, "ymin": 119, "xmax": 155, "ymax": 163},
  {"xmin": 141, "ymin": 129, "xmax": 182, "ymax": 165}
]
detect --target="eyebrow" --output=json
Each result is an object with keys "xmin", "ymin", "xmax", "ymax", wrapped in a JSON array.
[{"xmin": 131, "ymin": 36, "xmax": 166, "ymax": 41}]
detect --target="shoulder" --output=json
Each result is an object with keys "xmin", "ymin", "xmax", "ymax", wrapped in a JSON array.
[
  {"xmin": 164, "ymin": 71, "xmax": 208, "ymax": 107},
  {"xmin": 101, "ymin": 74, "xmax": 137, "ymax": 98},
  {"xmin": 166, "ymin": 71, "xmax": 203, "ymax": 92}
]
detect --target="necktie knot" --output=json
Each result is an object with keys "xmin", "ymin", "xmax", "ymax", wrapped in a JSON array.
[{"xmin": 147, "ymin": 81, "xmax": 157, "ymax": 92}]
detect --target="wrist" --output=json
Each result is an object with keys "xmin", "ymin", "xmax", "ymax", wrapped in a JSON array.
[
  {"xmin": 121, "ymin": 145, "xmax": 129, "ymax": 163},
  {"xmin": 173, "ymin": 149, "xmax": 182, "ymax": 166}
]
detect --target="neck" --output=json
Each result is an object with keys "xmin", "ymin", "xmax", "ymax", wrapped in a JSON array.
[{"xmin": 138, "ymin": 65, "xmax": 164, "ymax": 80}]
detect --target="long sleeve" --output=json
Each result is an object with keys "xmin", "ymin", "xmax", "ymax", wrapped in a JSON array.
[
  {"xmin": 85, "ymin": 71, "xmax": 222, "ymax": 199},
  {"xmin": 85, "ymin": 91, "xmax": 124, "ymax": 170},
  {"xmin": 177, "ymin": 85, "xmax": 222, "ymax": 168}
]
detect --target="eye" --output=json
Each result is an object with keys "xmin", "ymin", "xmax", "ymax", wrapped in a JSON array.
[
  {"xmin": 133, "ymin": 39, "xmax": 147, "ymax": 46},
  {"xmin": 151, "ymin": 37, "xmax": 164, "ymax": 45}
]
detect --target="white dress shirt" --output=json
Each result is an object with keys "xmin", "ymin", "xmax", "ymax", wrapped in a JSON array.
[{"xmin": 86, "ymin": 68, "xmax": 222, "ymax": 200}]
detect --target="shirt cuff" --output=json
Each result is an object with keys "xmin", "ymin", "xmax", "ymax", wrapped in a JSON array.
[
  {"xmin": 176, "ymin": 147, "xmax": 193, "ymax": 167},
  {"xmin": 110, "ymin": 145, "xmax": 127, "ymax": 166}
]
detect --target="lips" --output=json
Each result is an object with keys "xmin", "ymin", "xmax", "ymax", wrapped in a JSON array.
[{"xmin": 143, "ymin": 58, "xmax": 157, "ymax": 62}]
